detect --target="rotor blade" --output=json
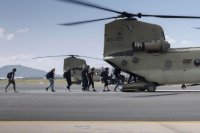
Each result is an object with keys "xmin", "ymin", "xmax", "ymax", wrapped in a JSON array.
[
  {"xmin": 58, "ymin": 0, "xmax": 122, "ymax": 14},
  {"xmin": 140, "ymin": 14, "xmax": 200, "ymax": 19},
  {"xmin": 32, "ymin": 55, "xmax": 71, "ymax": 59},
  {"xmin": 58, "ymin": 16, "xmax": 117, "ymax": 26},
  {"xmin": 77, "ymin": 55, "xmax": 102, "ymax": 60},
  {"xmin": 194, "ymin": 27, "xmax": 200, "ymax": 29}
]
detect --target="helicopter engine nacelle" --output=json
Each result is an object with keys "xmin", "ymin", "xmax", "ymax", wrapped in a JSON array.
[{"xmin": 133, "ymin": 38, "xmax": 170, "ymax": 53}]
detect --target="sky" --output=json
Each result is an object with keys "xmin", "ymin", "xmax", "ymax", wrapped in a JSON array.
[{"xmin": 1, "ymin": 0, "xmax": 200, "ymax": 74}]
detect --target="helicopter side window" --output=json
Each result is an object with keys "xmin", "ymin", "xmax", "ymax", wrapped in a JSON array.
[{"xmin": 165, "ymin": 60, "xmax": 172, "ymax": 68}]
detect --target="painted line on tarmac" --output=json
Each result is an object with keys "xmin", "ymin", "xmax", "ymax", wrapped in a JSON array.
[{"xmin": 1, "ymin": 121, "xmax": 200, "ymax": 124}]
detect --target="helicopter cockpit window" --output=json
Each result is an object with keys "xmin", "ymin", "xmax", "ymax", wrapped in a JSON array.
[
  {"xmin": 165, "ymin": 60, "xmax": 172, "ymax": 68},
  {"xmin": 194, "ymin": 59, "xmax": 200, "ymax": 67}
]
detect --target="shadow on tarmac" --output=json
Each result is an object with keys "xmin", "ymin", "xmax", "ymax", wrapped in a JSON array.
[{"xmin": 133, "ymin": 93, "xmax": 182, "ymax": 97}]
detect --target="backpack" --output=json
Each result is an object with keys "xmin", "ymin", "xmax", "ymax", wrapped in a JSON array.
[
  {"xmin": 114, "ymin": 69, "xmax": 118, "ymax": 76},
  {"xmin": 7, "ymin": 72, "xmax": 12, "ymax": 79},
  {"xmin": 63, "ymin": 72, "xmax": 67, "ymax": 78},
  {"xmin": 46, "ymin": 72, "xmax": 50, "ymax": 79},
  {"xmin": 81, "ymin": 69, "xmax": 86, "ymax": 77},
  {"xmin": 100, "ymin": 71, "xmax": 107, "ymax": 77},
  {"xmin": 100, "ymin": 71, "xmax": 104, "ymax": 77}
]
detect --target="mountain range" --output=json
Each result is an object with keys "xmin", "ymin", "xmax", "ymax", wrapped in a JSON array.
[{"xmin": 0, "ymin": 65, "xmax": 62, "ymax": 78}]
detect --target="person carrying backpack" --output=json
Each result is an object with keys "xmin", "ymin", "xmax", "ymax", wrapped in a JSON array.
[
  {"xmin": 5, "ymin": 68, "xmax": 18, "ymax": 92},
  {"xmin": 46, "ymin": 68, "xmax": 56, "ymax": 92},
  {"xmin": 81, "ymin": 67, "xmax": 86, "ymax": 91},
  {"xmin": 103, "ymin": 67, "xmax": 110, "ymax": 92},
  {"xmin": 88, "ymin": 67, "xmax": 96, "ymax": 92},
  {"xmin": 114, "ymin": 68, "xmax": 124, "ymax": 92},
  {"xmin": 65, "ymin": 68, "xmax": 73, "ymax": 92}
]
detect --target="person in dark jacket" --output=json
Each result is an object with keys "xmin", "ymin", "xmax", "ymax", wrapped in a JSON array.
[
  {"xmin": 5, "ymin": 68, "xmax": 18, "ymax": 92},
  {"xmin": 84, "ymin": 65, "xmax": 90, "ymax": 91},
  {"xmin": 65, "ymin": 68, "xmax": 73, "ymax": 92},
  {"xmin": 82, "ymin": 67, "xmax": 86, "ymax": 91},
  {"xmin": 114, "ymin": 68, "xmax": 124, "ymax": 92},
  {"xmin": 103, "ymin": 67, "xmax": 110, "ymax": 92},
  {"xmin": 128, "ymin": 73, "xmax": 137, "ymax": 84},
  {"xmin": 88, "ymin": 67, "xmax": 96, "ymax": 91},
  {"xmin": 46, "ymin": 68, "xmax": 55, "ymax": 92}
]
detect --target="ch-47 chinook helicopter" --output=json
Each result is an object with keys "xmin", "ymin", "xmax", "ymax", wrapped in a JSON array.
[
  {"xmin": 57, "ymin": 0, "xmax": 200, "ymax": 92},
  {"xmin": 33, "ymin": 55, "xmax": 106, "ymax": 84}
]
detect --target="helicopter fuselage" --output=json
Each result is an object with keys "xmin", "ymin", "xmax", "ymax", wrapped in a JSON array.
[{"xmin": 103, "ymin": 19, "xmax": 199, "ymax": 85}]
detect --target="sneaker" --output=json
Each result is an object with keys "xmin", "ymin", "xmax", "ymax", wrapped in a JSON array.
[
  {"xmin": 5, "ymin": 89, "xmax": 7, "ymax": 92},
  {"xmin": 46, "ymin": 87, "xmax": 48, "ymax": 91},
  {"xmin": 93, "ymin": 89, "xmax": 96, "ymax": 92},
  {"xmin": 103, "ymin": 90, "xmax": 106, "ymax": 92},
  {"xmin": 87, "ymin": 89, "xmax": 90, "ymax": 92},
  {"xmin": 52, "ymin": 90, "xmax": 55, "ymax": 92},
  {"xmin": 65, "ymin": 87, "xmax": 68, "ymax": 91},
  {"xmin": 14, "ymin": 90, "xmax": 18, "ymax": 93},
  {"xmin": 68, "ymin": 89, "xmax": 71, "ymax": 92},
  {"xmin": 113, "ymin": 89, "xmax": 117, "ymax": 92},
  {"xmin": 107, "ymin": 89, "xmax": 111, "ymax": 92}
]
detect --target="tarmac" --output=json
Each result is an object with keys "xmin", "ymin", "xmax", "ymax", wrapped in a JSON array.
[{"xmin": 1, "ymin": 83, "xmax": 200, "ymax": 132}]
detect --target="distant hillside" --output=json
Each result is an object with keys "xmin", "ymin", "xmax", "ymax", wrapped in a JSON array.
[{"xmin": 0, "ymin": 65, "xmax": 61, "ymax": 78}]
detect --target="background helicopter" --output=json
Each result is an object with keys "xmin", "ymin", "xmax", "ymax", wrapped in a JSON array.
[
  {"xmin": 33, "ymin": 54, "xmax": 132, "ymax": 85},
  {"xmin": 33, "ymin": 55, "xmax": 103, "ymax": 84},
  {"xmin": 57, "ymin": 0, "xmax": 200, "ymax": 92},
  {"xmin": 33, "ymin": 55, "xmax": 119, "ymax": 84}
]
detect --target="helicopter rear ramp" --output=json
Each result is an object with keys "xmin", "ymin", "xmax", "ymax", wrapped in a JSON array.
[{"xmin": 119, "ymin": 82, "xmax": 149, "ymax": 91}]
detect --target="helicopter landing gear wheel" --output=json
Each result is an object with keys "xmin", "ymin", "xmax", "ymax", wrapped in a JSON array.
[
  {"xmin": 182, "ymin": 84, "xmax": 186, "ymax": 89},
  {"xmin": 147, "ymin": 84, "xmax": 156, "ymax": 92}
]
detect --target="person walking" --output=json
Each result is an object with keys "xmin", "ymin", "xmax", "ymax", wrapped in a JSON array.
[
  {"xmin": 65, "ymin": 68, "xmax": 72, "ymax": 92},
  {"xmin": 114, "ymin": 68, "xmax": 124, "ymax": 92},
  {"xmin": 46, "ymin": 68, "xmax": 56, "ymax": 92},
  {"xmin": 5, "ymin": 68, "xmax": 18, "ymax": 92},
  {"xmin": 103, "ymin": 67, "xmax": 110, "ymax": 92},
  {"xmin": 128, "ymin": 73, "xmax": 137, "ymax": 84},
  {"xmin": 81, "ymin": 67, "xmax": 86, "ymax": 91},
  {"xmin": 88, "ymin": 67, "xmax": 96, "ymax": 91},
  {"xmin": 84, "ymin": 65, "xmax": 90, "ymax": 91}
]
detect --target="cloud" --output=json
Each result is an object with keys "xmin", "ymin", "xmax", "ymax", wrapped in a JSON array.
[
  {"xmin": 180, "ymin": 40, "xmax": 193, "ymax": 45},
  {"xmin": 0, "ymin": 28, "xmax": 15, "ymax": 41},
  {"xmin": 6, "ymin": 34, "xmax": 15, "ymax": 40},
  {"xmin": 165, "ymin": 36, "xmax": 176, "ymax": 44},
  {"xmin": 16, "ymin": 28, "xmax": 28, "ymax": 33},
  {"xmin": 0, "ymin": 54, "xmax": 64, "ymax": 74},
  {"xmin": 0, "ymin": 28, "xmax": 5, "ymax": 39}
]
